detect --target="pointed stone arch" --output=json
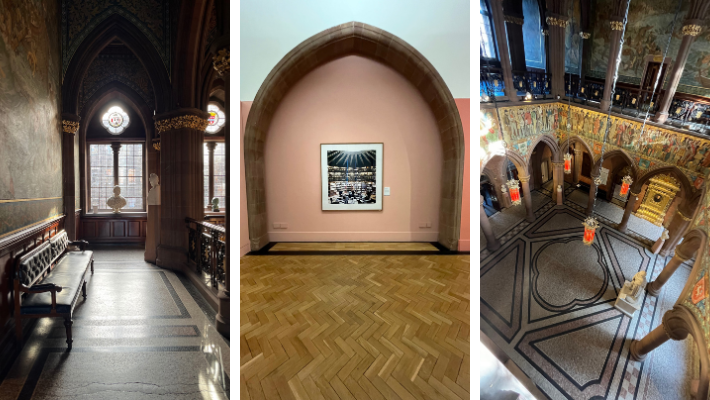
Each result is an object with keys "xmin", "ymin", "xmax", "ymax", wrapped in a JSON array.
[
  {"xmin": 560, "ymin": 135, "xmax": 593, "ymax": 158},
  {"xmin": 526, "ymin": 134, "xmax": 561, "ymax": 163},
  {"xmin": 62, "ymin": 14, "xmax": 172, "ymax": 115},
  {"xmin": 592, "ymin": 149, "xmax": 639, "ymax": 180},
  {"xmin": 244, "ymin": 22, "xmax": 465, "ymax": 251}
]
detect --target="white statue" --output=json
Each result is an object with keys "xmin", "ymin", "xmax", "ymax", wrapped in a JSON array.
[
  {"xmin": 147, "ymin": 173, "xmax": 161, "ymax": 205},
  {"xmin": 614, "ymin": 271, "xmax": 647, "ymax": 318},
  {"xmin": 106, "ymin": 185, "xmax": 127, "ymax": 213}
]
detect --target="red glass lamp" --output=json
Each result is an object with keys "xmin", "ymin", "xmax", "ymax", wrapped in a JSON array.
[
  {"xmin": 582, "ymin": 217, "xmax": 599, "ymax": 245},
  {"xmin": 620, "ymin": 175, "xmax": 633, "ymax": 196},
  {"xmin": 507, "ymin": 179, "xmax": 521, "ymax": 206},
  {"xmin": 564, "ymin": 153, "xmax": 572, "ymax": 174}
]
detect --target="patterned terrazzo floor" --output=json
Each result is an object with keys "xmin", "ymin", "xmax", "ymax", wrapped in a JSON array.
[{"xmin": 480, "ymin": 203, "xmax": 696, "ymax": 400}]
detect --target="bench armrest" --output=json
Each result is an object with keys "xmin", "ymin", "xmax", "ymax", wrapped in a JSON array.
[
  {"xmin": 20, "ymin": 283, "xmax": 63, "ymax": 294},
  {"xmin": 69, "ymin": 240, "xmax": 89, "ymax": 252}
]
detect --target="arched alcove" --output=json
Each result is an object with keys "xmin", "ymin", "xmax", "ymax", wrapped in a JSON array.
[{"xmin": 244, "ymin": 22, "xmax": 465, "ymax": 251}]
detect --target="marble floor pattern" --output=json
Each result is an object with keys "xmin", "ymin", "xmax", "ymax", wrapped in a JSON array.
[
  {"xmin": 0, "ymin": 246, "xmax": 230, "ymax": 400},
  {"xmin": 241, "ymin": 254, "xmax": 470, "ymax": 400},
  {"xmin": 480, "ymin": 204, "xmax": 696, "ymax": 400}
]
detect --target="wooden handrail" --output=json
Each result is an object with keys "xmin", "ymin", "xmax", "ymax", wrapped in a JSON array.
[{"xmin": 185, "ymin": 217, "xmax": 225, "ymax": 233}]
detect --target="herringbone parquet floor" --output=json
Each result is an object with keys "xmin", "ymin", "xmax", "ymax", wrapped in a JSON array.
[{"xmin": 240, "ymin": 254, "xmax": 470, "ymax": 400}]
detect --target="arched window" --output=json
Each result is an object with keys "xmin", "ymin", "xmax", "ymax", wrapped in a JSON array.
[
  {"xmin": 480, "ymin": 0, "xmax": 498, "ymax": 61},
  {"xmin": 206, "ymin": 103, "xmax": 226, "ymax": 133},
  {"xmin": 522, "ymin": 0, "xmax": 545, "ymax": 70},
  {"xmin": 101, "ymin": 106, "xmax": 131, "ymax": 134}
]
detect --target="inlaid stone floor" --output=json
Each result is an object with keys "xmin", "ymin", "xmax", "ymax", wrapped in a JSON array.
[
  {"xmin": 0, "ymin": 246, "xmax": 230, "ymax": 400},
  {"xmin": 481, "ymin": 204, "xmax": 696, "ymax": 400},
  {"xmin": 241, "ymin": 254, "xmax": 470, "ymax": 399}
]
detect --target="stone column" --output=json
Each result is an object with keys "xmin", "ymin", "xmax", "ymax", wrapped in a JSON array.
[
  {"xmin": 546, "ymin": 11, "xmax": 569, "ymax": 98},
  {"xmin": 110, "ymin": 143, "xmax": 121, "ymax": 186},
  {"xmin": 617, "ymin": 189, "xmax": 639, "ymax": 233},
  {"xmin": 490, "ymin": 0, "xmax": 519, "ymax": 102},
  {"xmin": 520, "ymin": 175, "xmax": 535, "ymax": 222},
  {"xmin": 647, "ymin": 249, "xmax": 692, "ymax": 296},
  {"xmin": 154, "ymin": 109, "xmax": 209, "ymax": 270},
  {"xmin": 655, "ymin": 3, "xmax": 710, "ymax": 122},
  {"xmin": 213, "ymin": 47, "xmax": 230, "ymax": 338},
  {"xmin": 573, "ymin": 147, "xmax": 583, "ymax": 185},
  {"xmin": 660, "ymin": 209, "xmax": 693, "ymax": 256},
  {"xmin": 586, "ymin": 173, "xmax": 599, "ymax": 216},
  {"xmin": 600, "ymin": 2, "xmax": 629, "ymax": 110},
  {"xmin": 481, "ymin": 196, "xmax": 501, "ymax": 251},
  {"xmin": 630, "ymin": 307, "xmax": 690, "ymax": 361},
  {"xmin": 552, "ymin": 161, "xmax": 564, "ymax": 205},
  {"xmin": 62, "ymin": 116, "xmax": 80, "ymax": 241}
]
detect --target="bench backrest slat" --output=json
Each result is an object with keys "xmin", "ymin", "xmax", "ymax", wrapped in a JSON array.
[
  {"xmin": 49, "ymin": 231, "xmax": 69, "ymax": 263},
  {"xmin": 16, "ymin": 241, "xmax": 52, "ymax": 287}
]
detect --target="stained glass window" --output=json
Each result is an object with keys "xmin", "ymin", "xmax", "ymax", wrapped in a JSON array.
[
  {"xmin": 89, "ymin": 143, "xmax": 143, "ymax": 212},
  {"xmin": 101, "ymin": 106, "xmax": 130, "ymax": 135},
  {"xmin": 204, "ymin": 142, "xmax": 226, "ymax": 209},
  {"xmin": 89, "ymin": 144, "xmax": 115, "ymax": 212},
  {"xmin": 480, "ymin": 0, "xmax": 498, "ymax": 60},
  {"xmin": 206, "ymin": 103, "xmax": 226, "ymax": 134},
  {"xmin": 118, "ymin": 144, "xmax": 144, "ymax": 210}
]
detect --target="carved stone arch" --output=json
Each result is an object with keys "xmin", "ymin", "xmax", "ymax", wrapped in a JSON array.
[
  {"xmin": 592, "ymin": 149, "xmax": 639, "ymax": 180},
  {"xmin": 62, "ymin": 14, "xmax": 172, "ymax": 115},
  {"xmin": 631, "ymin": 166, "xmax": 694, "ymax": 199},
  {"xmin": 505, "ymin": 149, "xmax": 530, "ymax": 177},
  {"xmin": 78, "ymin": 82, "xmax": 156, "ymax": 214},
  {"xmin": 244, "ymin": 22, "xmax": 465, "ymax": 251},
  {"xmin": 677, "ymin": 228, "xmax": 708, "ymax": 260},
  {"xmin": 560, "ymin": 135, "xmax": 593, "ymax": 158},
  {"xmin": 526, "ymin": 134, "xmax": 561, "ymax": 163}
]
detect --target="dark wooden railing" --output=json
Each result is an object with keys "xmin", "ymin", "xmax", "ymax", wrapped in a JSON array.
[
  {"xmin": 481, "ymin": 66, "xmax": 505, "ymax": 101},
  {"xmin": 186, "ymin": 218, "xmax": 226, "ymax": 289}
]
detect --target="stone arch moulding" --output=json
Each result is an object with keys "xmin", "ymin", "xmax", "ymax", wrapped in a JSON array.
[
  {"xmin": 62, "ymin": 14, "xmax": 172, "ymax": 116},
  {"xmin": 592, "ymin": 149, "xmax": 640, "ymax": 180},
  {"xmin": 631, "ymin": 165, "xmax": 694, "ymax": 199},
  {"xmin": 560, "ymin": 135, "xmax": 593, "ymax": 158},
  {"xmin": 526, "ymin": 134, "xmax": 561, "ymax": 163},
  {"xmin": 504, "ymin": 149, "xmax": 529, "ymax": 177},
  {"xmin": 244, "ymin": 22, "xmax": 465, "ymax": 251}
]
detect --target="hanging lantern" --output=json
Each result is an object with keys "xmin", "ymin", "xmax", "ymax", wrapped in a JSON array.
[
  {"xmin": 620, "ymin": 175, "xmax": 633, "ymax": 196},
  {"xmin": 582, "ymin": 217, "xmax": 600, "ymax": 245},
  {"xmin": 564, "ymin": 153, "xmax": 573, "ymax": 174},
  {"xmin": 507, "ymin": 179, "xmax": 521, "ymax": 206}
]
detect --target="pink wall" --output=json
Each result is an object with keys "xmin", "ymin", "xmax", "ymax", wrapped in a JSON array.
[
  {"xmin": 240, "ymin": 102, "xmax": 252, "ymax": 256},
  {"xmin": 263, "ymin": 56, "xmax": 442, "ymax": 242},
  {"xmin": 457, "ymin": 98, "xmax": 470, "ymax": 252},
  {"xmin": 239, "ymin": 56, "xmax": 470, "ymax": 252}
]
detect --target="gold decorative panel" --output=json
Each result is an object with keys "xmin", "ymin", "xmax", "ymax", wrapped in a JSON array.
[{"xmin": 635, "ymin": 174, "xmax": 681, "ymax": 226}]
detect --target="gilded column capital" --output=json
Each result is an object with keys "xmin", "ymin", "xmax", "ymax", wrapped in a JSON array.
[
  {"xmin": 62, "ymin": 120, "xmax": 80, "ymax": 134},
  {"xmin": 152, "ymin": 139, "xmax": 161, "ymax": 152},
  {"xmin": 579, "ymin": 32, "xmax": 591, "ymax": 39},
  {"xmin": 212, "ymin": 48, "xmax": 230, "ymax": 76},
  {"xmin": 518, "ymin": 175, "xmax": 530, "ymax": 183},
  {"xmin": 682, "ymin": 24, "xmax": 702, "ymax": 36},
  {"xmin": 676, "ymin": 210, "xmax": 693, "ymax": 222},
  {"xmin": 610, "ymin": 21, "xmax": 624, "ymax": 31},
  {"xmin": 546, "ymin": 16, "xmax": 570, "ymax": 28},
  {"xmin": 504, "ymin": 15, "xmax": 525, "ymax": 25},
  {"xmin": 154, "ymin": 109, "xmax": 210, "ymax": 134}
]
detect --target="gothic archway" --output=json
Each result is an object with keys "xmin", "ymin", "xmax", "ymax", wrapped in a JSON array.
[{"xmin": 244, "ymin": 22, "xmax": 465, "ymax": 251}]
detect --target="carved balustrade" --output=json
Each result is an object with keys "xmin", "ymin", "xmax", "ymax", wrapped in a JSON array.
[{"xmin": 186, "ymin": 218, "xmax": 226, "ymax": 289}]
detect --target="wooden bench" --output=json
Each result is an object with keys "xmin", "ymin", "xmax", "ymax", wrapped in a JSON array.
[{"xmin": 14, "ymin": 231, "xmax": 94, "ymax": 350}]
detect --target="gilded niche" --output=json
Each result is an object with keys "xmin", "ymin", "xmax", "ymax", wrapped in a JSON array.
[{"xmin": 635, "ymin": 174, "xmax": 681, "ymax": 226}]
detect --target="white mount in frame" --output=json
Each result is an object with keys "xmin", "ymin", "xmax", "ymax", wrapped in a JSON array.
[{"xmin": 321, "ymin": 143, "xmax": 383, "ymax": 211}]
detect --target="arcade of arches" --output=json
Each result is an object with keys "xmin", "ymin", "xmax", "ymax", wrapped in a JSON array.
[{"xmin": 0, "ymin": 1, "xmax": 229, "ymax": 398}]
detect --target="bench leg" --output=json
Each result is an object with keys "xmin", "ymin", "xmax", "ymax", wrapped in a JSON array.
[
  {"xmin": 82, "ymin": 281, "xmax": 87, "ymax": 300},
  {"xmin": 91, "ymin": 259, "xmax": 94, "ymax": 274},
  {"xmin": 64, "ymin": 317, "xmax": 73, "ymax": 350}
]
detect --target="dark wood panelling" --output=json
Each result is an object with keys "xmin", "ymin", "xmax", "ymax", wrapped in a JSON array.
[{"xmin": 80, "ymin": 214, "xmax": 147, "ymax": 243}]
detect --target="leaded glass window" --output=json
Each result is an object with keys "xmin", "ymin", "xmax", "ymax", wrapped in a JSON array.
[
  {"xmin": 206, "ymin": 103, "xmax": 226, "ymax": 134},
  {"xmin": 101, "ymin": 106, "xmax": 130, "ymax": 135}
]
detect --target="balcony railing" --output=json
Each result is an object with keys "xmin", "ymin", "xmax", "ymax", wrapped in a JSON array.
[
  {"xmin": 186, "ymin": 217, "xmax": 226, "ymax": 289},
  {"xmin": 513, "ymin": 70, "xmax": 551, "ymax": 99},
  {"xmin": 481, "ymin": 66, "xmax": 505, "ymax": 100}
]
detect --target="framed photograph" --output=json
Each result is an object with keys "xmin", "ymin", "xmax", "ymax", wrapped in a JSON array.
[{"xmin": 321, "ymin": 143, "xmax": 383, "ymax": 211}]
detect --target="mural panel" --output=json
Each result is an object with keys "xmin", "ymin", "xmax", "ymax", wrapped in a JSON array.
[
  {"xmin": 589, "ymin": 0, "xmax": 710, "ymax": 97},
  {"xmin": 0, "ymin": 0, "xmax": 63, "ymax": 236},
  {"xmin": 479, "ymin": 109, "xmax": 505, "ymax": 167}
]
